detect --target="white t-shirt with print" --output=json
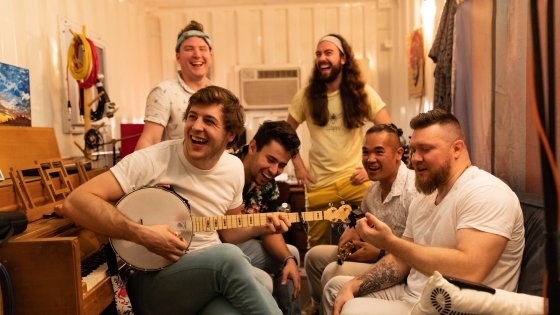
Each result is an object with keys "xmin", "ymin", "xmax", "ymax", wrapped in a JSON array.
[{"xmin": 288, "ymin": 85, "xmax": 386, "ymax": 189}]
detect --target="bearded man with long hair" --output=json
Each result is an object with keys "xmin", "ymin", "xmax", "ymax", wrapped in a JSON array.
[{"xmin": 287, "ymin": 34, "xmax": 392, "ymax": 251}]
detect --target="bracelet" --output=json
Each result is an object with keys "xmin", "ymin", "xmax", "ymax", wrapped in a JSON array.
[
  {"xmin": 283, "ymin": 255, "xmax": 297, "ymax": 266},
  {"xmin": 377, "ymin": 249, "xmax": 386, "ymax": 261}
]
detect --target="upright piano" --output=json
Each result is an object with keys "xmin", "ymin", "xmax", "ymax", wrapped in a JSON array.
[{"xmin": 0, "ymin": 126, "xmax": 114, "ymax": 314}]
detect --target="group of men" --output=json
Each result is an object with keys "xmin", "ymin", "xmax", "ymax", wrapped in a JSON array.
[{"xmin": 60, "ymin": 20, "xmax": 525, "ymax": 315}]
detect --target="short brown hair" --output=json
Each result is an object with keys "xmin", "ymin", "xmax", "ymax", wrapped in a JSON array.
[
  {"xmin": 253, "ymin": 120, "xmax": 300, "ymax": 157},
  {"xmin": 183, "ymin": 86, "xmax": 245, "ymax": 147},
  {"xmin": 177, "ymin": 20, "xmax": 204, "ymax": 39},
  {"xmin": 409, "ymin": 108, "xmax": 464, "ymax": 140}
]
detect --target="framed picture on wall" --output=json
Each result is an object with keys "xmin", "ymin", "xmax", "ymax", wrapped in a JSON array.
[
  {"xmin": 0, "ymin": 62, "xmax": 31, "ymax": 126},
  {"xmin": 407, "ymin": 28, "xmax": 424, "ymax": 99}
]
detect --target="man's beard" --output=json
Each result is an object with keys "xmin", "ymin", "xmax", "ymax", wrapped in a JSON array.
[
  {"xmin": 317, "ymin": 62, "xmax": 342, "ymax": 84},
  {"xmin": 414, "ymin": 159, "xmax": 451, "ymax": 194}
]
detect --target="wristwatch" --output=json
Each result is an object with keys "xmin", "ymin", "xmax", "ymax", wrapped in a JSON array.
[
  {"xmin": 377, "ymin": 249, "xmax": 386, "ymax": 261},
  {"xmin": 283, "ymin": 255, "xmax": 297, "ymax": 266}
]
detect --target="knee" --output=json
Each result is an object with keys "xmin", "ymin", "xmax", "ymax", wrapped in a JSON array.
[
  {"xmin": 322, "ymin": 278, "xmax": 338, "ymax": 303},
  {"xmin": 304, "ymin": 245, "xmax": 333, "ymax": 271},
  {"xmin": 304, "ymin": 245, "xmax": 322, "ymax": 268},
  {"xmin": 252, "ymin": 267, "xmax": 273, "ymax": 294},
  {"xmin": 287, "ymin": 244, "xmax": 300, "ymax": 265},
  {"xmin": 214, "ymin": 243, "xmax": 250, "ymax": 265},
  {"xmin": 321, "ymin": 262, "xmax": 339, "ymax": 286},
  {"xmin": 323, "ymin": 276, "xmax": 350, "ymax": 304}
]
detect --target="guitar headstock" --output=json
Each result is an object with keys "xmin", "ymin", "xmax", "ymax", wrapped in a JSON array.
[{"xmin": 322, "ymin": 202, "xmax": 352, "ymax": 223}]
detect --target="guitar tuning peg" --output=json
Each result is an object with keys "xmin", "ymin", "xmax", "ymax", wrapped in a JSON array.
[
  {"xmin": 328, "ymin": 202, "xmax": 334, "ymax": 207},
  {"xmin": 340, "ymin": 201, "xmax": 346, "ymax": 206}
]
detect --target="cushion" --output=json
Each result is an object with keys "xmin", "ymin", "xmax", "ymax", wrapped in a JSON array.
[{"xmin": 408, "ymin": 271, "xmax": 545, "ymax": 315}]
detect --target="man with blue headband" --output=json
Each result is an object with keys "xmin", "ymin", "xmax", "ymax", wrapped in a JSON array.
[{"xmin": 136, "ymin": 20, "xmax": 214, "ymax": 150}]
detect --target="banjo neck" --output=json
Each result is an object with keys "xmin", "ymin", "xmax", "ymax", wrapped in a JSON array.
[
  {"xmin": 111, "ymin": 187, "xmax": 354, "ymax": 271},
  {"xmin": 190, "ymin": 206, "xmax": 351, "ymax": 233}
]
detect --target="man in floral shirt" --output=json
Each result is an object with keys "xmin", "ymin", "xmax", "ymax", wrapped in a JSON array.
[{"xmin": 235, "ymin": 120, "xmax": 302, "ymax": 315}]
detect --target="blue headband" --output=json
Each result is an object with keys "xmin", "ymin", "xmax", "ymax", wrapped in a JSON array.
[{"xmin": 175, "ymin": 30, "xmax": 213, "ymax": 52}]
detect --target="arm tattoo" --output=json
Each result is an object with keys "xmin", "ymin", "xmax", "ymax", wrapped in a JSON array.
[{"xmin": 356, "ymin": 260, "xmax": 403, "ymax": 296}]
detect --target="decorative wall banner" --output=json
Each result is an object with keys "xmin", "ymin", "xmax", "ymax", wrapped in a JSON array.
[
  {"xmin": 0, "ymin": 63, "xmax": 31, "ymax": 126},
  {"xmin": 407, "ymin": 28, "xmax": 425, "ymax": 98}
]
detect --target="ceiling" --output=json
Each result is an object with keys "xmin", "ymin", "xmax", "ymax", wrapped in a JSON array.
[{"xmin": 141, "ymin": 0, "xmax": 374, "ymax": 10}]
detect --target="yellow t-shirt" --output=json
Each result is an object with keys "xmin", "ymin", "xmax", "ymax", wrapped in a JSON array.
[{"xmin": 289, "ymin": 85, "xmax": 386, "ymax": 189}]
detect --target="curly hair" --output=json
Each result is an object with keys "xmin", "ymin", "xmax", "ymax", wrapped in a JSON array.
[
  {"xmin": 183, "ymin": 86, "xmax": 246, "ymax": 148},
  {"xmin": 252, "ymin": 120, "xmax": 301, "ymax": 158},
  {"xmin": 305, "ymin": 34, "xmax": 371, "ymax": 129}
]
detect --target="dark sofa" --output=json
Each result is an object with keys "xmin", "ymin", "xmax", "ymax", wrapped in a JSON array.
[{"xmin": 516, "ymin": 192, "xmax": 547, "ymax": 296}]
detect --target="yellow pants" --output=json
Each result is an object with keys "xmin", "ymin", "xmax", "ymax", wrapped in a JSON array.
[{"xmin": 306, "ymin": 178, "xmax": 370, "ymax": 248}]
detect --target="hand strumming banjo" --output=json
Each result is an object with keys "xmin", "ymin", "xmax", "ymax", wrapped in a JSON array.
[{"xmin": 110, "ymin": 186, "xmax": 352, "ymax": 271}]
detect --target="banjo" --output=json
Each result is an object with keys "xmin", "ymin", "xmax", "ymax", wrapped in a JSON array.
[{"xmin": 110, "ymin": 186, "xmax": 352, "ymax": 271}]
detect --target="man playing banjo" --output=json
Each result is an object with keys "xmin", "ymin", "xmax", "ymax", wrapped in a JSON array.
[{"xmin": 62, "ymin": 86, "xmax": 288, "ymax": 314}]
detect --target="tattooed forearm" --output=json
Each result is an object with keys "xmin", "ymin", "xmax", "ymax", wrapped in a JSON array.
[{"xmin": 355, "ymin": 260, "xmax": 403, "ymax": 296}]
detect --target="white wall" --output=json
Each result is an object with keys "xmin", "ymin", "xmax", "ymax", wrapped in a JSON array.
[
  {"xmin": 0, "ymin": 0, "xmax": 158, "ymax": 163},
  {"xmin": 0, "ymin": 0, "xmax": 439, "ymax": 168},
  {"xmin": 154, "ymin": 0, "xmax": 441, "ymax": 135},
  {"xmin": 152, "ymin": 0, "xmax": 440, "ymax": 168}
]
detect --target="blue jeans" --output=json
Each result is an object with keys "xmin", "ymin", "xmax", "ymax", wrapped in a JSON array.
[
  {"xmin": 237, "ymin": 239, "xmax": 302, "ymax": 315},
  {"xmin": 126, "ymin": 243, "xmax": 281, "ymax": 315}
]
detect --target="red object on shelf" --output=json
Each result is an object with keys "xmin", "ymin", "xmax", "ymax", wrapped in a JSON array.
[{"xmin": 120, "ymin": 124, "xmax": 144, "ymax": 159}]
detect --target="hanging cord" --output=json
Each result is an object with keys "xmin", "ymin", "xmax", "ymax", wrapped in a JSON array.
[
  {"xmin": 67, "ymin": 31, "xmax": 99, "ymax": 89},
  {"xmin": 0, "ymin": 263, "xmax": 14, "ymax": 315},
  {"xmin": 91, "ymin": 79, "xmax": 107, "ymax": 121},
  {"xmin": 84, "ymin": 128, "xmax": 106, "ymax": 161}
]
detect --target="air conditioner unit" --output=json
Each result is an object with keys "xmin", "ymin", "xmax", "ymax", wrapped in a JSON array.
[{"xmin": 239, "ymin": 67, "xmax": 301, "ymax": 109}]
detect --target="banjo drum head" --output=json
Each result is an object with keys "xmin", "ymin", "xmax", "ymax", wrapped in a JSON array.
[{"xmin": 110, "ymin": 187, "xmax": 193, "ymax": 271}]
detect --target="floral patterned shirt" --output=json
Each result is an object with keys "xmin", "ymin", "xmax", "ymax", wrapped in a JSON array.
[
  {"xmin": 235, "ymin": 145, "xmax": 280, "ymax": 214},
  {"xmin": 361, "ymin": 161, "xmax": 417, "ymax": 237}
]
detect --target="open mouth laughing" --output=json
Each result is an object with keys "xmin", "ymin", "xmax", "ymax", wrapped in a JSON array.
[
  {"xmin": 190, "ymin": 61, "xmax": 204, "ymax": 68},
  {"xmin": 190, "ymin": 135, "xmax": 208, "ymax": 146}
]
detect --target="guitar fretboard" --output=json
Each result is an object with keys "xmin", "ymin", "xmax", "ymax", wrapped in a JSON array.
[{"xmin": 192, "ymin": 211, "xmax": 328, "ymax": 232}]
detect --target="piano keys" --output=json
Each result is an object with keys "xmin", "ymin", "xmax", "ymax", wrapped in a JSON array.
[
  {"xmin": 81, "ymin": 247, "xmax": 109, "ymax": 292},
  {"xmin": 0, "ymin": 216, "xmax": 119, "ymax": 315}
]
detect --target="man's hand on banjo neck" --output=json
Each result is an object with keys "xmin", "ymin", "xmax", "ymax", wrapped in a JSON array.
[{"xmin": 219, "ymin": 208, "xmax": 291, "ymax": 245}]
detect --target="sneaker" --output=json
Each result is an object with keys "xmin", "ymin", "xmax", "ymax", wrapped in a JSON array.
[{"xmin": 302, "ymin": 300, "xmax": 318, "ymax": 315}]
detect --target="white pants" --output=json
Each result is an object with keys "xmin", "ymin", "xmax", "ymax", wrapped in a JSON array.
[
  {"xmin": 322, "ymin": 276, "xmax": 416, "ymax": 315},
  {"xmin": 304, "ymin": 244, "xmax": 374, "ymax": 312}
]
